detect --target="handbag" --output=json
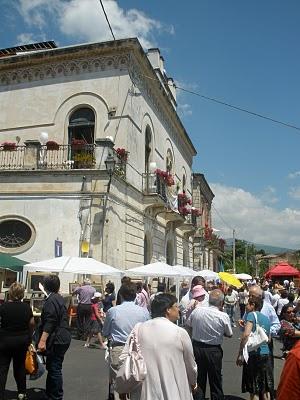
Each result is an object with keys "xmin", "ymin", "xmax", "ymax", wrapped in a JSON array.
[
  {"xmin": 29, "ymin": 354, "xmax": 46, "ymax": 380},
  {"xmin": 25, "ymin": 344, "xmax": 38, "ymax": 375},
  {"xmin": 115, "ymin": 323, "xmax": 147, "ymax": 394},
  {"xmin": 246, "ymin": 312, "xmax": 269, "ymax": 352}
]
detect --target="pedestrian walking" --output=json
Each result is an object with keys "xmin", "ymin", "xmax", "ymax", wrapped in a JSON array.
[
  {"xmin": 38, "ymin": 275, "xmax": 71, "ymax": 400},
  {"xmin": 186, "ymin": 289, "xmax": 232, "ymax": 400},
  {"xmin": 236, "ymin": 296, "xmax": 273, "ymax": 400},
  {"xmin": 180, "ymin": 276, "xmax": 209, "ymax": 324},
  {"xmin": 84, "ymin": 292, "xmax": 106, "ymax": 349},
  {"xmin": 73, "ymin": 278, "xmax": 96, "ymax": 340},
  {"xmin": 122, "ymin": 293, "xmax": 197, "ymax": 400},
  {"xmin": 102, "ymin": 282, "xmax": 149, "ymax": 400},
  {"xmin": 0, "ymin": 282, "xmax": 35, "ymax": 400},
  {"xmin": 135, "ymin": 282, "xmax": 150, "ymax": 310},
  {"xmin": 224, "ymin": 287, "xmax": 237, "ymax": 327},
  {"xmin": 238, "ymin": 285, "xmax": 249, "ymax": 319}
]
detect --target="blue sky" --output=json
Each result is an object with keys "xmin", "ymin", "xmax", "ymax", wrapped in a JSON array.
[{"xmin": 2, "ymin": 0, "xmax": 300, "ymax": 248}]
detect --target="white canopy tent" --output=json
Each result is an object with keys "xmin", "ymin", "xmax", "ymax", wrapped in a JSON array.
[
  {"xmin": 172, "ymin": 265, "xmax": 197, "ymax": 278},
  {"xmin": 234, "ymin": 273, "xmax": 252, "ymax": 280},
  {"xmin": 126, "ymin": 262, "xmax": 196, "ymax": 301},
  {"xmin": 23, "ymin": 256, "xmax": 123, "ymax": 276},
  {"xmin": 197, "ymin": 269, "xmax": 219, "ymax": 281},
  {"xmin": 23, "ymin": 256, "xmax": 123, "ymax": 292},
  {"xmin": 126, "ymin": 262, "xmax": 182, "ymax": 278}
]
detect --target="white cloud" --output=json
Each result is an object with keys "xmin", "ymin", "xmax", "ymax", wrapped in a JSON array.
[
  {"xmin": 289, "ymin": 187, "xmax": 300, "ymax": 200},
  {"xmin": 174, "ymin": 80, "xmax": 197, "ymax": 119},
  {"xmin": 178, "ymin": 103, "xmax": 192, "ymax": 117},
  {"xmin": 16, "ymin": 32, "xmax": 45, "ymax": 45},
  {"xmin": 259, "ymin": 185, "xmax": 278, "ymax": 204},
  {"xmin": 211, "ymin": 183, "xmax": 300, "ymax": 249},
  {"xmin": 17, "ymin": 0, "xmax": 173, "ymax": 49},
  {"xmin": 288, "ymin": 171, "xmax": 300, "ymax": 179}
]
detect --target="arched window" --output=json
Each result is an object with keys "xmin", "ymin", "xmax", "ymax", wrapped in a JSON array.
[
  {"xmin": 68, "ymin": 107, "xmax": 95, "ymax": 144},
  {"xmin": 145, "ymin": 125, "xmax": 152, "ymax": 173},
  {"xmin": 166, "ymin": 149, "xmax": 173, "ymax": 173}
]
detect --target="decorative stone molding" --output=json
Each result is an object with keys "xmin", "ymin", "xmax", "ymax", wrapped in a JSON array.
[
  {"xmin": 0, "ymin": 54, "xmax": 130, "ymax": 86},
  {"xmin": 128, "ymin": 54, "xmax": 192, "ymax": 162}
]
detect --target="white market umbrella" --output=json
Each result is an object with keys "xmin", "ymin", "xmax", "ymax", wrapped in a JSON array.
[
  {"xmin": 126, "ymin": 262, "xmax": 181, "ymax": 277},
  {"xmin": 24, "ymin": 256, "xmax": 123, "ymax": 276},
  {"xmin": 196, "ymin": 269, "xmax": 219, "ymax": 281},
  {"xmin": 173, "ymin": 265, "xmax": 196, "ymax": 277},
  {"xmin": 234, "ymin": 273, "xmax": 252, "ymax": 280}
]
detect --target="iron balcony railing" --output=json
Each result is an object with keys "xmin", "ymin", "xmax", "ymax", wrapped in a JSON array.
[
  {"xmin": 0, "ymin": 145, "xmax": 25, "ymax": 169},
  {"xmin": 142, "ymin": 173, "xmax": 167, "ymax": 202},
  {"xmin": 0, "ymin": 144, "xmax": 127, "ymax": 178}
]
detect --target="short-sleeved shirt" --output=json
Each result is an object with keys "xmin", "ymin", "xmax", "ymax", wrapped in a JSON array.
[
  {"xmin": 73, "ymin": 285, "xmax": 96, "ymax": 304},
  {"xmin": 246, "ymin": 311, "xmax": 270, "ymax": 355},
  {"xmin": 0, "ymin": 301, "xmax": 33, "ymax": 336}
]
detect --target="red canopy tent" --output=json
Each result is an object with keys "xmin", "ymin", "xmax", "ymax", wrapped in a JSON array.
[{"xmin": 265, "ymin": 262, "xmax": 300, "ymax": 279}]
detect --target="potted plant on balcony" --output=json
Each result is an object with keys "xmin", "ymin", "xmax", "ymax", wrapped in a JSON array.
[
  {"xmin": 178, "ymin": 191, "xmax": 192, "ymax": 206},
  {"xmin": 71, "ymin": 138, "xmax": 86, "ymax": 150},
  {"xmin": 116, "ymin": 148, "xmax": 129, "ymax": 162},
  {"xmin": 46, "ymin": 140, "xmax": 59, "ymax": 151},
  {"xmin": 2, "ymin": 142, "xmax": 16, "ymax": 151},
  {"xmin": 155, "ymin": 169, "xmax": 175, "ymax": 187},
  {"xmin": 191, "ymin": 207, "xmax": 202, "ymax": 217},
  {"xmin": 178, "ymin": 205, "xmax": 191, "ymax": 217},
  {"xmin": 73, "ymin": 152, "xmax": 96, "ymax": 169}
]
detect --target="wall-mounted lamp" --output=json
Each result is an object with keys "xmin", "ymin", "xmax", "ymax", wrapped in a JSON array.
[{"xmin": 105, "ymin": 152, "xmax": 116, "ymax": 177}]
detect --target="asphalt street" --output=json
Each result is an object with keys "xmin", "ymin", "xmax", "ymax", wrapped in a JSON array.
[{"xmin": 5, "ymin": 327, "xmax": 284, "ymax": 400}]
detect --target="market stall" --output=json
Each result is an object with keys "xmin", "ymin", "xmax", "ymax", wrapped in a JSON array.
[
  {"xmin": 0, "ymin": 253, "xmax": 28, "ymax": 301},
  {"xmin": 265, "ymin": 262, "xmax": 300, "ymax": 280},
  {"xmin": 22, "ymin": 256, "xmax": 124, "ymax": 316}
]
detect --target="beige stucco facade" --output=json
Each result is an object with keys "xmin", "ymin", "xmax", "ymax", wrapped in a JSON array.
[{"xmin": 0, "ymin": 38, "xmax": 201, "ymax": 289}]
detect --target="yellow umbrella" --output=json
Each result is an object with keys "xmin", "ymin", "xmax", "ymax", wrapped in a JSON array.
[{"xmin": 218, "ymin": 272, "xmax": 243, "ymax": 288}]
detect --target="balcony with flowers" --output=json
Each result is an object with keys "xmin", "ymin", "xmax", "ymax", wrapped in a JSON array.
[{"xmin": 199, "ymin": 224, "xmax": 226, "ymax": 254}]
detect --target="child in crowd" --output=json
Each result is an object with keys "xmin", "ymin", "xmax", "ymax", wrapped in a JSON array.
[{"xmin": 84, "ymin": 292, "xmax": 107, "ymax": 349}]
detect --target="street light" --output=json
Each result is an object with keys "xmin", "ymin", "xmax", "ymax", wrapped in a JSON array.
[
  {"xmin": 105, "ymin": 152, "xmax": 116, "ymax": 176},
  {"xmin": 105, "ymin": 151, "xmax": 116, "ymax": 193}
]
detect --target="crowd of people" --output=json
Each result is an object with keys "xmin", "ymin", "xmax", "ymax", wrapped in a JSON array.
[{"xmin": 0, "ymin": 274, "xmax": 300, "ymax": 400}]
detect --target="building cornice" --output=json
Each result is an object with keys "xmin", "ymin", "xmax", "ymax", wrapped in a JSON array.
[
  {"xmin": 193, "ymin": 173, "xmax": 215, "ymax": 203},
  {"xmin": 0, "ymin": 37, "xmax": 196, "ymax": 161}
]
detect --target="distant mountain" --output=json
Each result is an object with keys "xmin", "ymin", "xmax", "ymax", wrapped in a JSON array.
[{"xmin": 224, "ymin": 239, "xmax": 294, "ymax": 255}]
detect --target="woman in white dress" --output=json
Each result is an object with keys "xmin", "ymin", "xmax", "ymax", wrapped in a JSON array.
[{"xmin": 129, "ymin": 293, "xmax": 197, "ymax": 400}]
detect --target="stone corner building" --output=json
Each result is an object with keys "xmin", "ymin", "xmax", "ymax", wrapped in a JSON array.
[{"xmin": 0, "ymin": 38, "xmax": 218, "ymax": 288}]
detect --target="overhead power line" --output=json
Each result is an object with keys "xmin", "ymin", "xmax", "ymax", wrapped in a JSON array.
[
  {"xmin": 138, "ymin": 72, "xmax": 300, "ymax": 133},
  {"xmin": 99, "ymin": 0, "xmax": 115, "ymax": 41},
  {"xmin": 211, "ymin": 203, "xmax": 235, "ymax": 233}
]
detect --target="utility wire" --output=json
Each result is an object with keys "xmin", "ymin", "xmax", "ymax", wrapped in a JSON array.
[
  {"xmin": 138, "ymin": 72, "xmax": 300, "ymax": 133},
  {"xmin": 99, "ymin": 0, "xmax": 115, "ymax": 41},
  {"xmin": 211, "ymin": 203, "xmax": 235, "ymax": 233}
]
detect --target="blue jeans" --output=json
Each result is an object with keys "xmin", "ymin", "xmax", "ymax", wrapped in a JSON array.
[{"xmin": 46, "ymin": 344, "xmax": 70, "ymax": 400}]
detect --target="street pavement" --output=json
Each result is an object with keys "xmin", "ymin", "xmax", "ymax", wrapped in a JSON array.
[{"xmin": 5, "ymin": 327, "xmax": 284, "ymax": 400}]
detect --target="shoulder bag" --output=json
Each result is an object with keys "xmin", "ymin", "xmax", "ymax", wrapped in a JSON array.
[
  {"xmin": 25, "ymin": 344, "xmax": 37, "ymax": 375},
  {"xmin": 115, "ymin": 323, "xmax": 147, "ymax": 394},
  {"xmin": 246, "ymin": 311, "xmax": 269, "ymax": 352}
]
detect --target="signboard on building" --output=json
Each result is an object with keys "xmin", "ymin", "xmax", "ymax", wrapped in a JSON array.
[{"xmin": 55, "ymin": 240, "xmax": 62, "ymax": 257}]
